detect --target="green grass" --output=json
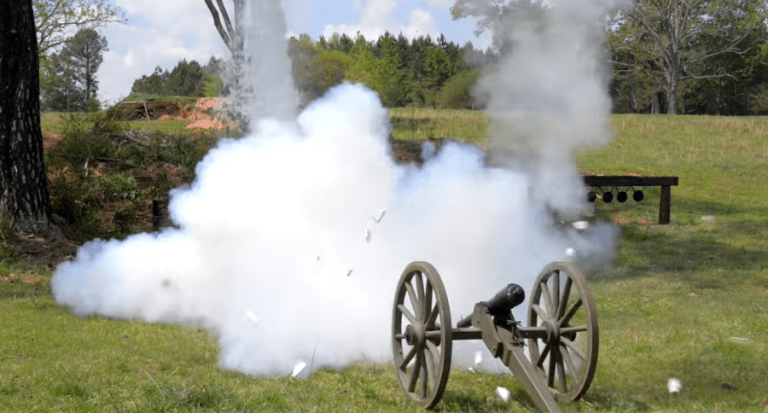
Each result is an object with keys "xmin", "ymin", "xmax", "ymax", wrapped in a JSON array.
[
  {"xmin": 120, "ymin": 95, "xmax": 202, "ymax": 109},
  {"xmin": 41, "ymin": 112, "xmax": 69, "ymax": 135},
  {"xmin": 7, "ymin": 112, "xmax": 768, "ymax": 411},
  {"xmin": 389, "ymin": 107, "xmax": 490, "ymax": 143}
]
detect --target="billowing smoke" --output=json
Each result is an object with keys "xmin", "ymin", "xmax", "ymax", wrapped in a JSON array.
[{"xmin": 52, "ymin": 0, "xmax": 621, "ymax": 376}]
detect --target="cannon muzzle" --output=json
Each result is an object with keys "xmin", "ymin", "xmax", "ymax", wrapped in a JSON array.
[{"xmin": 457, "ymin": 283, "xmax": 525, "ymax": 328}]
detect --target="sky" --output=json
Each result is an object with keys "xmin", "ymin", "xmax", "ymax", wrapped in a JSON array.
[{"xmin": 98, "ymin": 0, "xmax": 492, "ymax": 105}]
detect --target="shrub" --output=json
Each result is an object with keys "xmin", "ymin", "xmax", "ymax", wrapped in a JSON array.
[{"xmin": 435, "ymin": 70, "xmax": 479, "ymax": 109}]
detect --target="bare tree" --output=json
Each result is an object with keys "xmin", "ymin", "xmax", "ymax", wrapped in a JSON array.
[
  {"xmin": 203, "ymin": 0, "xmax": 245, "ymax": 58},
  {"xmin": 610, "ymin": 0, "xmax": 766, "ymax": 114},
  {"xmin": 33, "ymin": 0, "xmax": 124, "ymax": 57},
  {"xmin": 0, "ymin": 0, "xmax": 60, "ymax": 237}
]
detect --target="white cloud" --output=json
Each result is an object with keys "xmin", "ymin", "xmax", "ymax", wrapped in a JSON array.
[
  {"xmin": 428, "ymin": 0, "xmax": 455, "ymax": 7},
  {"xmin": 96, "ymin": 0, "xmax": 229, "ymax": 104},
  {"xmin": 323, "ymin": 0, "xmax": 439, "ymax": 41}
]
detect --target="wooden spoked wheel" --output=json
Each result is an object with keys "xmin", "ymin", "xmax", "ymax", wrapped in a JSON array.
[
  {"xmin": 527, "ymin": 261, "xmax": 599, "ymax": 401},
  {"xmin": 392, "ymin": 261, "xmax": 452, "ymax": 409}
]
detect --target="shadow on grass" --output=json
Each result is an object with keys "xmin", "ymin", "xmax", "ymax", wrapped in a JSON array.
[
  {"xmin": 0, "ymin": 281, "xmax": 50, "ymax": 299},
  {"xmin": 580, "ymin": 386, "xmax": 650, "ymax": 412},
  {"xmin": 592, "ymin": 193, "xmax": 768, "ymax": 290}
]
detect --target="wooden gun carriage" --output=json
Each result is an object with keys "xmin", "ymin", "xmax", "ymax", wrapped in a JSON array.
[{"xmin": 392, "ymin": 261, "xmax": 599, "ymax": 413}]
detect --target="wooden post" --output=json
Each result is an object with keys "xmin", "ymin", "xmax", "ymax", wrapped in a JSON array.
[{"xmin": 659, "ymin": 186, "xmax": 671, "ymax": 224}]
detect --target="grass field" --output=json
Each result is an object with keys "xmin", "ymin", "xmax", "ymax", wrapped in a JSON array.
[
  {"xmin": 4, "ymin": 113, "xmax": 768, "ymax": 412},
  {"xmin": 41, "ymin": 108, "xmax": 489, "ymax": 141}
]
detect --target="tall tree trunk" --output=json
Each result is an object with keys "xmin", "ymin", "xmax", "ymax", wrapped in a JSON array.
[
  {"xmin": 0, "ymin": 0, "xmax": 60, "ymax": 237},
  {"xmin": 667, "ymin": 60, "xmax": 679, "ymax": 115}
]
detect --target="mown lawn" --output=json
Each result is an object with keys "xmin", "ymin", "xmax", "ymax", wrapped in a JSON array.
[{"xmin": 3, "ymin": 113, "xmax": 768, "ymax": 412}]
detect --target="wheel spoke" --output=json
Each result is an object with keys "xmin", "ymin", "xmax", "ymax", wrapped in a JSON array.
[
  {"xmin": 560, "ymin": 342, "xmax": 580, "ymax": 378},
  {"xmin": 425, "ymin": 340, "xmax": 440, "ymax": 366},
  {"xmin": 558, "ymin": 276, "xmax": 572, "ymax": 320},
  {"xmin": 400, "ymin": 346, "xmax": 417, "ymax": 370},
  {"xmin": 559, "ymin": 298, "xmax": 583, "ymax": 326},
  {"xmin": 425, "ymin": 303, "xmax": 439, "ymax": 329},
  {"xmin": 407, "ymin": 350, "xmax": 422, "ymax": 392},
  {"xmin": 405, "ymin": 281, "xmax": 420, "ymax": 320},
  {"xmin": 552, "ymin": 271, "xmax": 560, "ymax": 319},
  {"xmin": 531, "ymin": 304, "xmax": 548, "ymax": 322},
  {"xmin": 547, "ymin": 347, "xmax": 556, "ymax": 388},
  {"xmin": 540, "ymin": 280, "xmax": 555, "ymax": 316},
  {"xmin": 414, "ymin": 273, "xmax": 425, "ymax": 320},
  {"xmin": 420, "ymin": 352, "xmax": 429, "ymax": 398},
  {"xmin": 424, "ymin": 344, "xmax": 436, "ymax": 391},
  {"xmin": 560, "ymin": 336, "xmax": 587, "ymax": 361},
  {"xmin": 556, "ymin": 348, "xmax": 567, "ymax": 392},
  {"xmin": 423, "ymin": 281, "xmax": 433, "ymax": 323},
  {"xmin": 398, "ymin": 304, "xmax": 417, "ymax": 325},
  {"xmin": 536, "ymin": 342, "xmax": 552, "ymax": 368}
]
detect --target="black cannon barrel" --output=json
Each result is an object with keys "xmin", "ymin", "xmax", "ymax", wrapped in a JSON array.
[{"xmin": 457, "ymin": 283, "xmax": 525, "ymax": 328}]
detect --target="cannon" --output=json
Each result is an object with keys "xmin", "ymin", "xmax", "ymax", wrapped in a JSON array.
[{"xmin": 391, "ymin": 261, "xmax": 598, "ymax": 413}]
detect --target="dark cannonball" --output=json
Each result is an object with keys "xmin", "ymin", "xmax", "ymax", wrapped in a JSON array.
[
  {"xmin": 617, "ymin": 191, "xmax": 628, "ymax": 203},
  {"xmin": 603, "ymin": 191, "xmax": 613, "ymax": 203},
  {"xmin": 633, "ymin": 190, "xmax": 644, "ymax": 202},
  {"xmin": 587, "ymin": 191, "xmax": 597, "ymax": 203}
]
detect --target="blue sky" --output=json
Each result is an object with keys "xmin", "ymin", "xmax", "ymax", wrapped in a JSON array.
[{"xmin": 98, "ymin": 0, "xmax": 491, "ymax": 104}]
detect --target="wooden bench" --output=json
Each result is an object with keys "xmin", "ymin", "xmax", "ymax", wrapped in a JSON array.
[{"xmin": 583, "ymin": 176, "xmax": 679, "ymax": 224}]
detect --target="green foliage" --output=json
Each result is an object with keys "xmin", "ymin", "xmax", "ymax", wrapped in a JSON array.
[
  {"xmin": 49, "ymin": 112, "xmax": 125, "ymax": 173},
  {"xmin": 40, "ymin": 28, "xmax": 108, "ymax": 112},
  {"xmin": 33, "ymin": 0, "xmax": 124, "ymax": 57},
  {"xmin": 435, "ymin": 70, "xmax": 479, "ymax": 109},
  {"xmin": 609, "ymin": 0, "xmax": 768, "ymax": 115},
  {"xmin": 130, "ymin": 59, "xmax": 221, "ymax": 98},
  {"xmin": 288, "ymin": 31, "xmax": 484, "ymax": 108},
  {"xmin": 750, "ymin": 85, "xmax": 768, "ymax": 114},
  {"xmin": 201, "ymin": 72, "xmax": 223, "ymax": 97},
  {"xmin": 165, "ymin": 59, "xmax": 206, "ymax": 97}
]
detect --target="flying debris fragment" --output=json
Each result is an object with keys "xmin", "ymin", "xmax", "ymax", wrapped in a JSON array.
[
  {"xmin": 347, "ymin": 269, "xmax": 353, "ymax": 277},
  {"xmin": 244, "ymin": 310, "xmax": 259, "ymax": 327},
  {"xmin": 495, "ymin": 387, "xmax": 510, "ymax": 402},
  {"xmin": 373, "ymin": 209, "xmax": 386, "ymax": 223},
  {"xmin": 291, "ymin": 362, "xmax": 306, "ymax": 377},
  {"xmin": 364, "ymin": 229, "xmax": 371, "ymax": 243},
  {"xmin": 667, "ymin": 378, "xmax": 682, "ymax": 393},
  {"xmin": 572, "ymin": 221, "xmax": 589, "ymax": 230},
  {"xmin": 474, "ymin": 351, "xmax": 483, "ymax": 368}
]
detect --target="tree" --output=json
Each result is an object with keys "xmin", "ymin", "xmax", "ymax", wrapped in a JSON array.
[
  {"xmin": 610, "ymin": 0, "xmax": 768, "ymax": 114},
  {"xmin": 33, "ymin": 0, "xmax": 123, "ymax": 58},
  {"xmin": 40, "ymin": 28, "xmax": 107, "ymax": 111},
  {"xmin": 130, "ymin": 67, "xmax": 170, "ymax": 96},
  {"xmin": 0, "ymin": 1, "xmax": 59, "ymax": 236},
  {"xmin": 164, "ymin": 60, "xmax": 206, "ymax": 97},
  {"xmin": 41, "ymin": 52, "xmax": 87, "ymax": 111},
  {"xmin": 61, "ymin": 28, "xmax": 107, "ymax": 104},
  {"xmin": 203, "ymin": 0, "xmax": 244, "ymax": 58},
  {"xmin": 435, "ymin": 70, "xmax": 480, "ymax": 109},
  {"xmin": 451, "ymin": 0, "xmax": 549, "ymax": 52}
]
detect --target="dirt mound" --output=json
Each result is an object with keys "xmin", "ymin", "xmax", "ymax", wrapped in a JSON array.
[
  {"xmin": 109, "ymin": 97, "xmax": 236, "ymax": 131},
  {"xmin": 183, "ymin": 97, "xmax": 235, "ymax": 131},
  {"xmin": 111, "ymin": 101, "xmax": 182, "ymax": 121},
  {"xmin": 43, "ymin": 134, "xmax": 64, "ymax": 153}
]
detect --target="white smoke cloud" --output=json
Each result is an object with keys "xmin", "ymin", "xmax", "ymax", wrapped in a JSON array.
[
  {"xmin": 52, "ymin": 0, "xmax": 622, "ymax": 377},
  {"xmin": 475, "ymin": 0, "xmax": 630, "ymax": 219},
  {"xmin": 53, "ymin": 82, "xmax": 611, "ymax": 374}
]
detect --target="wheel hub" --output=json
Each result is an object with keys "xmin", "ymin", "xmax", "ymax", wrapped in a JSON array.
[
  {"xmin": 404, "ymin": 323, "xmax": 426, "ymax": 347},
  {"xmin": 543, "ymin": 319, "xmax": 560, "ymax": 345}
]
